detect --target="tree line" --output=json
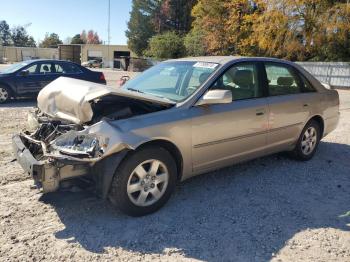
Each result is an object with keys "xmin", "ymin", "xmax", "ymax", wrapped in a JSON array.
[
  {"xmin": 0, "ymin": 20, "xmax": 102, "ymax": 48},
  {"xmin": 126, "ymin": 0, "xmax": 350, "ymax": 61}
]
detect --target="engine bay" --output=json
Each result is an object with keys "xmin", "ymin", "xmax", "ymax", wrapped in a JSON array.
[{"xmin": 90, "ymin": 95, "xmax": 169, "ymax": 123}]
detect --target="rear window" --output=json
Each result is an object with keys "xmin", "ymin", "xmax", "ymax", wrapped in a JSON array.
[
  {"xmin": 61, "ymin": 63, "xmax": 82, "ymax": 74},
  {"xmin": 265, "ymin": 63, "xmax": 302, "ymax": 96}
]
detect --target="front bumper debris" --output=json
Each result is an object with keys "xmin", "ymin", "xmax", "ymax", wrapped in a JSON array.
[{"xmin": 12, "ymin": 134, "xmax": 90, "ymax": 193}]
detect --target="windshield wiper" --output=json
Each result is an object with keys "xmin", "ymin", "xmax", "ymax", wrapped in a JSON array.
[
  {"xmin": 147, "ymin": 93, "xmax": 175, "ymax": 103},
  {"xmin": 127, "ymin": 88, "xmax": 144, "ymax": 93}
]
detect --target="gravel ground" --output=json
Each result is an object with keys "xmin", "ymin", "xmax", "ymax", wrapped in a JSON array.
[{"xmin": 0, "ymin": 69, "xmax": 349, "ymax": 261}]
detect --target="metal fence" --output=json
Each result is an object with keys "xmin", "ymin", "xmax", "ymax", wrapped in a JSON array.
[{"xmin": 297, "ymin": 62, "xmax": 350, "ymax": 88}]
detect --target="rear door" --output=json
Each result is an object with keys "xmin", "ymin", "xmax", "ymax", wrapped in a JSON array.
[
  {"xmin": 60, "ymin": 62, "xmax": 84, "ymax": 80},
  {"xmin": 263, "ymin": 62, "xmax": 314, "ymax": 153},
  {"xmin": 191, "ymin": 62, "xmax": 269, "ymax": 172}
]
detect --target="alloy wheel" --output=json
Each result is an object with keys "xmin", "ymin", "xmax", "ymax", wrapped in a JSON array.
[
  {"xmin": 0, "ymin": 87, "xmax": 9, "ymax": 103},
  {"xmin": 127, "ymin": 159, "xmax": 169, "ymax": 207},
  {"xmin": 301, "ymin": 126, "xmax": 317, "ymax": 155}
]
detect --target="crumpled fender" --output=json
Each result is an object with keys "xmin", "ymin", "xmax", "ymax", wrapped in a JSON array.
[{"xmin": 85, "ymin": 120, "xmax": 155, "ymax": 159}]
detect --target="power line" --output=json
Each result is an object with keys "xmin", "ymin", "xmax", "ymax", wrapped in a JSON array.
[{"xmin": 107, "ymin": 0, "xmax": 110, "ymax": 68}]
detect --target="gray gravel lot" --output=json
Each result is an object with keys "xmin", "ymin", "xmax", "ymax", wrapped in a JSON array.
[{"xmin": 0, "ymin": 66, "xmax": 349, "ymax": 261}]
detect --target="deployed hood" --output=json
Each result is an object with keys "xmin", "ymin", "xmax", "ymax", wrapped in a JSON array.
[{"xmin": 37, "ymin": 77, "xmax": 174, "ymax": 124}]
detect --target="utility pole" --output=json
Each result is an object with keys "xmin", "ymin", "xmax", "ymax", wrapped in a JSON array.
[{"xmin": 107, "ymin": 0, "xmax": 111, "ymax": 68}]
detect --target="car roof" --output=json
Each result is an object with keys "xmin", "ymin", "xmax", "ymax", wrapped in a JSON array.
[
  {"xmin": 167, "ymin": 56, "xmax": 295, "ymax": 65},
  {"xmin": 24, "ymin": 59, "xmax": 78, "ymax": 64},
  {"xmin": 169, "ymin": 56, "xmax": 241, "ymax": 64}
]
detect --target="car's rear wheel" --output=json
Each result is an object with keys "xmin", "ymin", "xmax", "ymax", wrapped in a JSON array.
[
  {"xmin": 108, "ymin": 146, "xmax": 177, "ymax": 216},
  {"xmin": 291, "ymin": 120, "xmax": 321, "ymax": 161},
  {"xmin": 0, "ymin": 86, "xmax": 10, "ymax": 104}
]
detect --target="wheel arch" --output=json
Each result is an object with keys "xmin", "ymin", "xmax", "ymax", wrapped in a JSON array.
[
  {"xmin": 135, "ymin": 139, "xmax": 184, "ymax": 181},
  {"xmin": 0, "ymin": 82, "xmax": 15, "ymax": 97},
  {"xmin": 307, "ymin": 115, "xmax": 325, "ymax": 138}
]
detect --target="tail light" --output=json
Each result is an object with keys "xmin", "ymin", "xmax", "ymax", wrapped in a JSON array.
[{"xmin": 99, "ymin": 73, "xmax": 105, "ymax": 81}]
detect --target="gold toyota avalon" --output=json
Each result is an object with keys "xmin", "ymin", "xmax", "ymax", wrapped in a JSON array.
[{"xmin": 13, "ymin": 57, "xmax": 339, "ymax": 216}]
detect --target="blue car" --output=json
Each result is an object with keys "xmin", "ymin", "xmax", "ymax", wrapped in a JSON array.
[{"xmin": 0, "ymin": 59, "xmax": 106, "ymax": 103}]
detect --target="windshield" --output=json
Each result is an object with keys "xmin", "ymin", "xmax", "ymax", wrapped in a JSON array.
[
  {"xmin": 123, "ymin": 61, "xmax": 219, "ymax": 102},
  {"xmin": 0, "ymin": 62, "xmax": 29, "ymax": 74}
]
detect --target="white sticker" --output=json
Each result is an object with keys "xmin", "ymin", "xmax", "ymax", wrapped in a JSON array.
[{"xmin": 193, "ymin": 62, "xmax": 219, "ymax": 69}]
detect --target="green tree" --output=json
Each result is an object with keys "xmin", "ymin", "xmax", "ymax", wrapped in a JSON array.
[
  {"xmin": 70, "ymin": 34, "xmax": 85, "ymax": 44},
  {"xmin": 126, "ymin": 0, "xmax": 197, "ymax": 56},
  {"xmin": 0, "ymin": 20, "xmax": 12, "ymax": 46},
  {"xmin": 39, "ymin": 33, "xmax": 62, "ymax": 48},
  {"xmin": 184, "ymin": 28, "xmax": 206, "ymax": 56},
  {"xmin": 145, "ymin": 31, "xmax": 184, "ymax": 59},
  {"xmin": 11, "ymin": 26, "xmax": 36, "ymax": 47},
  {"xmin": 160, "ymin": 0, "xmax": 197, "ymax": 33},
  {"xmin": 126, "ymin": 0, "xmax": 161, "ymax": 56}
]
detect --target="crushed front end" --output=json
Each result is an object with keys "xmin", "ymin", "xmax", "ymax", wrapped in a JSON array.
[
  {"xmin": 12, "ymin": 77, "xmax": 172, "ymax": 197},
  {"xmin": 12, "ymin": 110, "xmax": 103, "ymax": 193}
]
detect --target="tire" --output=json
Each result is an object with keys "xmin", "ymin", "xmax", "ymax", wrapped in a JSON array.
[
  {"xmin": 0, "ymin": 85, "xmax": 11, "ymax": 104},
  {"xmin": 108, "ymin": 146, "xmax": 177, "ymax": 216},
  {"xmin": 291, "ymin": 120, "xmax": 321, "ymax": 161}
]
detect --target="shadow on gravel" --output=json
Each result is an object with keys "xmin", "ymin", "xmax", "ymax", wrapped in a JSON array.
[
  {"xmin": 40, "ymin": 141, "xmax": 350, "ymax": 261},
  {"xmin": 0, "ymin": 98, "xmax": 36, "ymax": 108}
]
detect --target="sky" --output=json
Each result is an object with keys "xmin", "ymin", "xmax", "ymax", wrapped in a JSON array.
[{"xmin": 1, "ymin": 0, "xmax": 133, "ymax": 45}]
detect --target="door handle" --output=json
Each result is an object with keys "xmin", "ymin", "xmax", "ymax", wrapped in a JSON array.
[
  {"xmin": 256, "ymin": 108, "xmax": 265, "ymax": 116},
  {"xmin": 303, "ymin": 104, "xmax": 309, "ymax": 107}
]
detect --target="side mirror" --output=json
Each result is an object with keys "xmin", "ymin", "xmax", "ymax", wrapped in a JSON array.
[
  {"xmin": 19, "ymin": 70, "xmax": 29, "ymax": 76},
  {"xmin": 196, "ymin": 89, "xmax": 232, "ymax": 106}
]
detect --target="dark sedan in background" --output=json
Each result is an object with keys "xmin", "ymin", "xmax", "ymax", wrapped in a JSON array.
[{"xmin": 0, "ymin": 59, "xmax": 106, "ymax": 103}]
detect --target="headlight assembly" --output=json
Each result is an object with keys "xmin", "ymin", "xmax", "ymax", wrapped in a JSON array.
[{"xmin": 51, "ymin": 132, "xmax": 109, "ymax": 157}]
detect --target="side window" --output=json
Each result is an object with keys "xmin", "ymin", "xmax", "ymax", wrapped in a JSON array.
[
  {"xmin": 186, "ymin": 67, "xmax": 214, "ymax": 94},
  {"xmin": 25, "ymin": 64, "xmax": 38, "ymax": 75},
  {"xmin": 62, "ymin": 63, "xmax": 82, "ymax": 74},
  {"xmin": 265, "ymin": 63, "xmax": 302, "ymax": 96},
  {"xmin": 300, "ymin": 74, "xmax": 316, "ymax": 93},
  {"xmin": 211, "ymin": 63, "xmax": 262, "ymax": 101},
  {"xmin": 54, "ymin": 63, "xmax": 64, "ymax": 73},
  {"xmin": 39, "ymin": 63, "xmax": 55, "ymax": 74}
]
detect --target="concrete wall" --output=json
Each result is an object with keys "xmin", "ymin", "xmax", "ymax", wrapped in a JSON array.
[{"xmin": 0, "ymin": 46, "xmax": 58, "ymax": 62}]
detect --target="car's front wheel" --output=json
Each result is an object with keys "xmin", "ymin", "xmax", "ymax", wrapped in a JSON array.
[
  {"xmin": 0, "ymin": 86, "xmax": 10, "ymax": 103},
  {"xmin": 109, "ymin": 146, "xmax": 177, "ymax": 216},
  {"xmin": 291, "ymin": 120, "xmax": 321, "ymax": 161}
]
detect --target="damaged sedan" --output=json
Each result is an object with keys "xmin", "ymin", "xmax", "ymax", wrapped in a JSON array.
[{"xmin": 13, "ymin": 57, "xmax": 339, "ymax": 216}]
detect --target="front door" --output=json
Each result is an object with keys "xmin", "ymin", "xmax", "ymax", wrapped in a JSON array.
[
  {"xmin": 15, "ymin": 63, "xmax": 41, "ymax": 94},
  {"xmin": 191, "ymin": 62, "xmax": 269, "ymax": 173}
]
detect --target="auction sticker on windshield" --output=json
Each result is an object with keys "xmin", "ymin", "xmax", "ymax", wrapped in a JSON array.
[{"xmin": 193, "ymin": 62, "xmax": 219, "ymax": 69}]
